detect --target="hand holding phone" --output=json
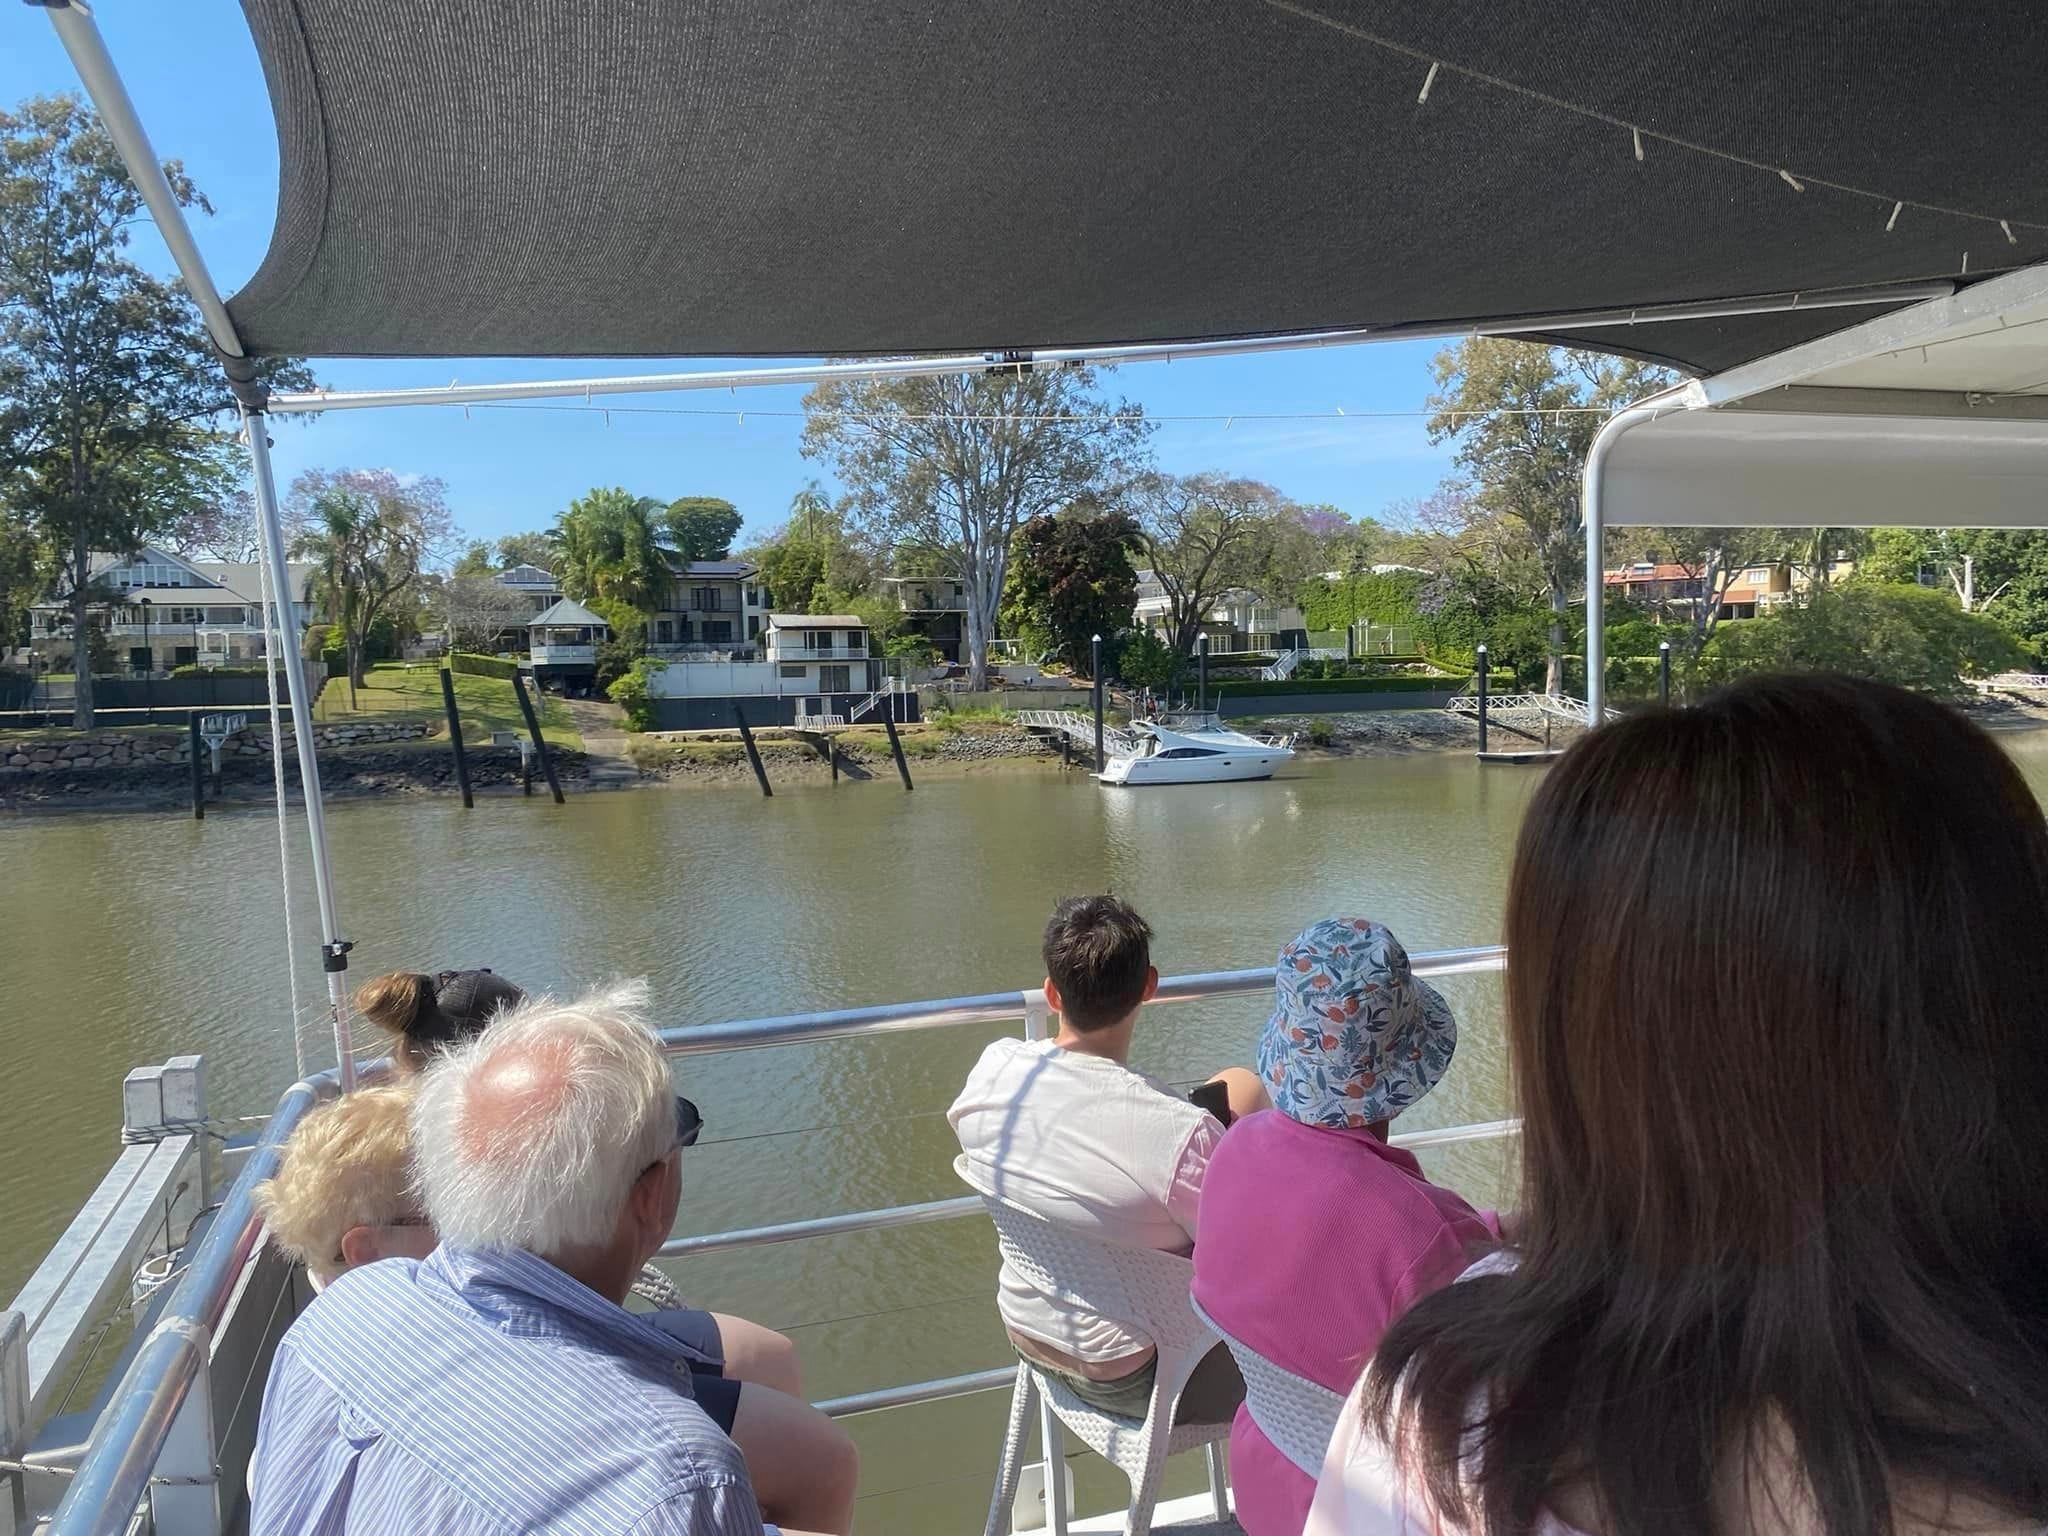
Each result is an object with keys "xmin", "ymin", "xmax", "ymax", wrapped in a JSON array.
[{"xmin": 1188, "ymin": 1080, "xmax": 1234, "ymax": 1128}]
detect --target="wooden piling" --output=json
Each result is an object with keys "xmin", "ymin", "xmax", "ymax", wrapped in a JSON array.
[
  {"xmin": 733, "ymin": 703, "xmax": 773, "ymax": 797},
  {"xmin": 439, "ymin": 667, "xmax": 474, "ymax": 809},
  {"xmin": 188, "ymin": 713, "xmax": 205, "ymax": 820},
  {"xmin": 511, "ymin": 671, "xmax": 565, "ymax": 804},
  {"xmin": 882, "ymin": 714, "xmax": 914, "ymax": 791}
]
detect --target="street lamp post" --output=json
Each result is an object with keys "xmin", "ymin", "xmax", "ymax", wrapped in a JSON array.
[
  {"xmin": 1091, "ymin": 633, "xmax": 1105, "ymax": 773},
  {"xmin": 1197, "ymin": 633, "xmax": 1209, "ymax": 714}
]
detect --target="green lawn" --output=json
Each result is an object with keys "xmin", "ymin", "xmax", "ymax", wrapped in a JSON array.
[{"xmin": 313, "ymin": 663, "xmax": 582, "ymax": 749}]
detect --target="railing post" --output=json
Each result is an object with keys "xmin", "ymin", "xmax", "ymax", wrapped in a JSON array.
[
  {"xmin": 1197, "ymin": 633, "xmax": 1208, "ymax": 713},
  {"xmin": 151, "ymin": 1331, "xmax": 220, "ymax": 1536},
  {"xmin": 1659, "ymin": 640, "xmax": 1671, "ymax": 706},
  {"xmin": 438, "ymin": 667, "xmax": 473, "ymax": 808},
  {"xmin": 1021, "ymin": 989, "xmax": 1053, "ymax": 1042},
  {"xmin": 1, "ymin": 1311, "xmax": 27, "ymax": 1536}
]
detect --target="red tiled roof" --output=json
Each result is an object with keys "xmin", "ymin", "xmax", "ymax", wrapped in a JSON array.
[{"xmin": 1603, "ymin": 563, "xmax": 1697, "ymax": 584}]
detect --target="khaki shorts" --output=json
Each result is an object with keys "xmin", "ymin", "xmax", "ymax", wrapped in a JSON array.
[{"xmin": 1032, "ymin": 1341, "xmax": 1244, "ymax": 1424}]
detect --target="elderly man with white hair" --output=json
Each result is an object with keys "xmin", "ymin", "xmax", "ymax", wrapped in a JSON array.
[{"xmin": 250, "ymin": 983, "xmax": 847, "ymax": 1536}]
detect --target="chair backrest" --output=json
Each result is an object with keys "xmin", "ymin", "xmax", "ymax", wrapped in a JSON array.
[
  {"xmin": 956, "ymin": 1155, "xmax": 1214, "ymax": 1358},
  {"xmin": 1189, "ymin": 1293, "xmax": 1346, "ymax": 1478}
]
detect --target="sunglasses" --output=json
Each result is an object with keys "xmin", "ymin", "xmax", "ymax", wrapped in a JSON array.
[{"xmin": 673, "ymin": 1094, "xmax": 703, "ymax": 1150}]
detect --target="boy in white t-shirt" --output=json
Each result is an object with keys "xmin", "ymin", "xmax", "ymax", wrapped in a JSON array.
[{"xmin": 948, "ymin": 894, "xmax": 1268, "ymax": 1420}]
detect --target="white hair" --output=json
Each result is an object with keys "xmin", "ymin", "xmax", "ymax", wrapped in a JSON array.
[{"xmin": 410, "ymin": 979, "xmax": 676, "ymax": 1256}]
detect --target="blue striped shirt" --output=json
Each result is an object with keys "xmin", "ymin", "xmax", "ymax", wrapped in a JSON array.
[{"xmin": 250, "ymin": 1245, "xmax": 771, "ymax": 1536}]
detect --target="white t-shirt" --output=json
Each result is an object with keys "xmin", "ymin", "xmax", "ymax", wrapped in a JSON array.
[{"xmin": 947, "ymin": 1036, "xmax": 1222, "ymax": 1364}]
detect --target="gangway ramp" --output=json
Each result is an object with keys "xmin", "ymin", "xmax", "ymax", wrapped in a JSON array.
[{"xmin": 1016, "ymin": 709, "xmax": 1141, "ymax": 758}]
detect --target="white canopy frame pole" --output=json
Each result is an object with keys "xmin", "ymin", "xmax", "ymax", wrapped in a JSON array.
[
  {"xmin": 1580, "ymin": 403, "xmax": 1672, "ymax": 724},
  {"xmin": 246, "ymin": 413, "xmax": 356, "ymax": 1090},
  {"xmin": 263, "ymin": 283, "xmax": 1953, "ymax": 416},
  {"xmin": 46, "ymin": 0, "xmax": 357, "ymax": 1087}
]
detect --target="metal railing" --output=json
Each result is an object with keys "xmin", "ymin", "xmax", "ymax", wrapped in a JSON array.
[{"xmin": 45, "ymin": 945, "xmax": 1509, "ymax": 1533}]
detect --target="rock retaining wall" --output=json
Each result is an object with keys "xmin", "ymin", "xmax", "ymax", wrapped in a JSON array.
[{"xmin": 2, "ymin": 722, "xmax": 431, "ymax": 773}]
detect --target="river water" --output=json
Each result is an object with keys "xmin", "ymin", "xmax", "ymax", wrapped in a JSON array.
[{"xmin": 7, "ymin": 737, "xmax": 2047, "ymax": 1528}]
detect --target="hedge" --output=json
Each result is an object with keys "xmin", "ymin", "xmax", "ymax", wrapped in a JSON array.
[
  {"xmin": 170, "ymin": 663, "xmax": 284, "ymax": 678},
  {"xmin": 450, "ymin": 652, "xmax": 520, "ymax": 680},
  {"xmin": 1212, "ymin": 674, "xmax": 1468, "ymax": 697}
]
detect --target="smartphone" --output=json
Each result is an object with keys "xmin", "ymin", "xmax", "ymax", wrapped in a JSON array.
[{"xmin": 1188, "ymin": 1080, "xmax": 1234, "ymax": 1128}]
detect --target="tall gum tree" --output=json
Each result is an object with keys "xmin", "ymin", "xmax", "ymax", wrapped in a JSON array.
[
  {"xmin": 1425, "ymin": 339, "xmax": 1668, "ymax": 694},
  {"xmin": 0, "ymin": 95, "xmax": 311, "ymax": 723},
  {"xmin": 801, "ymin": 367, "xmax": 1148, "ymax": 689}
]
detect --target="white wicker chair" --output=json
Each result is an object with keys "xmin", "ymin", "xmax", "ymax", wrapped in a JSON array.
[
  {"xmin": 1188, "ymin": 1293, "xmax": 1346, "ymax": 1478},
  {"xmin": 959, "ymin": 1159, "xmax": 1232, "ymax": 1536}
]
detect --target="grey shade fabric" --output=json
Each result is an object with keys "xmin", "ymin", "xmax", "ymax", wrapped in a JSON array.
[{"xmin": 228, "ymin": 1, "xmax": 2048, "ymax": 371}]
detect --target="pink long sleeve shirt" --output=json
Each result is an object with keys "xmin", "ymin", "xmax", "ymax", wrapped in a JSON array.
[{"xmin": 1191, "ymin": 1111, "xmax": 1497, "ymax": 1536}]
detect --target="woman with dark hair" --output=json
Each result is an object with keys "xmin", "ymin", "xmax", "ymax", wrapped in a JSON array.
[
  {"xmin": 1307, "ymin": 674, "xmax": 2048, "ymax": 1536},
  {"xmin": 354, "ymin": 967, "xmax": 526, "ymax": 1072}
]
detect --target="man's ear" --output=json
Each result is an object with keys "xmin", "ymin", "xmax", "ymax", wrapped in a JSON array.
[
  {"xmin": 629, "ymin": 1156, "xmax": 673, "ymax": 1228},
  {"xmin": 1042, "ymin": 976, "xmax": 1063, "ymax": 1015},
  {"xmin": 1142, "ymin": 965, "xmax": 1160, "ymax": 1003},
  {"xmin": 338, "ymin": 1225, "xmax": 379, "ymax": 1272}
]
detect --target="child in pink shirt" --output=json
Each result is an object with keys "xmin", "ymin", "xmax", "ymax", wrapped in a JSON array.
[{"xmin": 1192, "ymin": 918, "xmax": 1496, "ymax": 1536}]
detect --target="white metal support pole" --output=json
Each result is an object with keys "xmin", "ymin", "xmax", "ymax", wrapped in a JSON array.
[
  {"xmin": 245, "ymin": 413, "xmax": 356, "ymax": 1089},
  {"xmin": 1580, "ymin": 403, "xmax": 1669, "ymax": 726},
  {"xmin": 43, "ymin": 4, "xmax": 242, "ymax": 359}
]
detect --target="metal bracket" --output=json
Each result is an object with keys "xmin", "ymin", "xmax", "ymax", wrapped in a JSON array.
[{"xmin": 320, "ymin": 940, "xmax": 354, "ymax": 973}]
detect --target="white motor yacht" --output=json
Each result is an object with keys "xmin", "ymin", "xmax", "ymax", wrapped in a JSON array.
[{"xmin": 1097, "ymin": 715, "xmax": 1295, "ymax": 785}]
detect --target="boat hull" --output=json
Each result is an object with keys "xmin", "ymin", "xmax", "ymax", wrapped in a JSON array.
[{"xmin": 1097, "ymin": 748, "xmax": 1292, "ymax": 785}]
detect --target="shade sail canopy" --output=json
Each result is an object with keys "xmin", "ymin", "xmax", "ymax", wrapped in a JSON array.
[
  {"xmin": 1602, "ymin": 265, "xmax": 2048, "ymax": 529},
  {"xmin": 227, "ymin": 0, "xmax": 2048, "ymax": 368}
]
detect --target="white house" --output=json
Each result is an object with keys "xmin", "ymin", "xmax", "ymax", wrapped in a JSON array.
[
  {"xmin": 641, "ymin": 612, "xmax": 896, "ymax": 729},
  {"xmin": 23, "ymin": 544, "xmax": 319, "ymax": 674},
  {"xmin": 1132, "ymin": 568, "xmax": 1306, "ymax": 654},
  {"xmin": 494, "ymin": 564, "xmax": 562, "ymax": 614}
]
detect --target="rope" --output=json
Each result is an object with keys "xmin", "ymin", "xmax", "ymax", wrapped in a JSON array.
[{"xmin": 253, "ymin": 536, "xmax": 311, "ymax": 1080}]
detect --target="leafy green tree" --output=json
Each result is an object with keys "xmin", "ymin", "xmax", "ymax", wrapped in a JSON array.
[
  {"xmin": 494, "ymin": 531, "xmax": 559, "ymax": 570},
  {"xmin": 1298, "ymin": 570, "xmax": 1426, "ymax": 634},
  {"xmin": 551, "ymin": 488, "xmax": 670, "ymax": 615},
  {"xmin": 1427, "ymin": 339, "xmax": 1671, "ymax": 692},
  {"xmin": 802, "ymin": 367, "xmax": 1148, "ymax": 688},
  {"xmin": 452, "ymin": 540, "xmax": 496, "ymax": 578},
  {"xmin": 1130, "ymin": 472, "xmax": 1291, "ymax": 674},
  {"xmin": 1709, "ymin": 582, "xmax": 2025, "ymax": 699},
  {"xmin": 744, "ymin": 486, "xmax": 879, "ymax": 614},
  {"xmin": 0, "ymin": 95, "xmax": 313, "ymax": 723},
  {"xmin": 1114, "ymin": 629, "xmax": 1175, "ymax": 690},
  {"xmin": 1003, "ymin": 506, "xmax": 1141, "ymax": 677},
  {"xmin": 661, "ymin": 497, "xmax": 742, "ymax": 562},
  {"xmin": 288, "ymin": 468, "xmax": 448, "ymax": 696}
]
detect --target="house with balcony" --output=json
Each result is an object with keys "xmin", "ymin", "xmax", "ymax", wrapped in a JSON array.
[
  {"xmin": 526, "ymin": 598, "xmax": 610, "ymax": 690},
  {"xmin": 649, "ymin": 559, "xmax": 773, "ymax": 654},
  {"xmin": 494, "ymin": 564, "xmax": 562, "ymax": 615},
  {"xmin": 880, "ymin": 573, "xmax": 968, "ymax": 661},
  {"xmin": 640, "ymin": 612, "xmax": 916, "ymax": 729},
  {"xmin": 1604, "ymin": 560, "xmax": 1812, "ymax": 621},
  {"xmin": 1132, "ymin": 569, "xmax": 1307, "ymax": 655},
  {"xmin": 22, "ymin": 545, "xmax": 318, "ymax": 674}
]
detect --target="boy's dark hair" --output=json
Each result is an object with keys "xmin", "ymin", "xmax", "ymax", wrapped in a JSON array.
[{"xmin": 1042, "ymin": 895, "xmax": 1154, "ymax": 1032}]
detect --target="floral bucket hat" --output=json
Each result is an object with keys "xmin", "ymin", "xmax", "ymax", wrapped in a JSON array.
[{"xmin": 1257, "ymin": 918, "xmax": 1457, "ymax": 1129}]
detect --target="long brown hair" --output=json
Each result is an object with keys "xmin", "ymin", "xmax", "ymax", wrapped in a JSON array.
[
  {"xmin": 1370, "ymin": 674, "xmax": 2048, "ymax": 1535},
  {"xmin": 354, "ymin": 968, "xmax": 524, "ymax": 1072}
]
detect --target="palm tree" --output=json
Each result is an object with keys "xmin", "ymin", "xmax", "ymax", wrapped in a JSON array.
[
  {"xmin": 294, "ymin": 486, "xmax": 372, "ymax": 707},
  {"xmin": 551, "ymin": 488, "xmax": 673, "ymax": 620}
]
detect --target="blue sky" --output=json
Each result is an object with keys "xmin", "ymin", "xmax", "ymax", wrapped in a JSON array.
[{"xmin": 5, "ymin": 5, "xmax": 1457, "ymax": 552}]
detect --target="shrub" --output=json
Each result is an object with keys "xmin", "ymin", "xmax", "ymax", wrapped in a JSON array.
[
  {"xmin": 449, "ymin": 652, "xmax": 520, "ymax": 681},
  {"xmin": 169, "ymin": 663, "xmax": 285, "ymax": 678},
  {"xmin": 1299, "ymin": 570, "xmax": 1425, "ymax": 632},
  {"xmin": 607, "ymin": 656, "xmax": 667, "ymax": 731},
  {"xmin": 1305, "ymin": 719, "xmax": 1336, "ymax": 748},
  {"xmin": 593, "ymin": 636, "xmax": 646, "ymax": 692},
  {"xmin": 1705, "ymin": 582, "xmax": 2025, "ymax": 700},
  {"xmin": 319, "ymin": 646, "xmax": 347, "ymax": 678},
  {"xmin": 1115, "ymin": 630, "xmax": 1176, "ymax": 690}
]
